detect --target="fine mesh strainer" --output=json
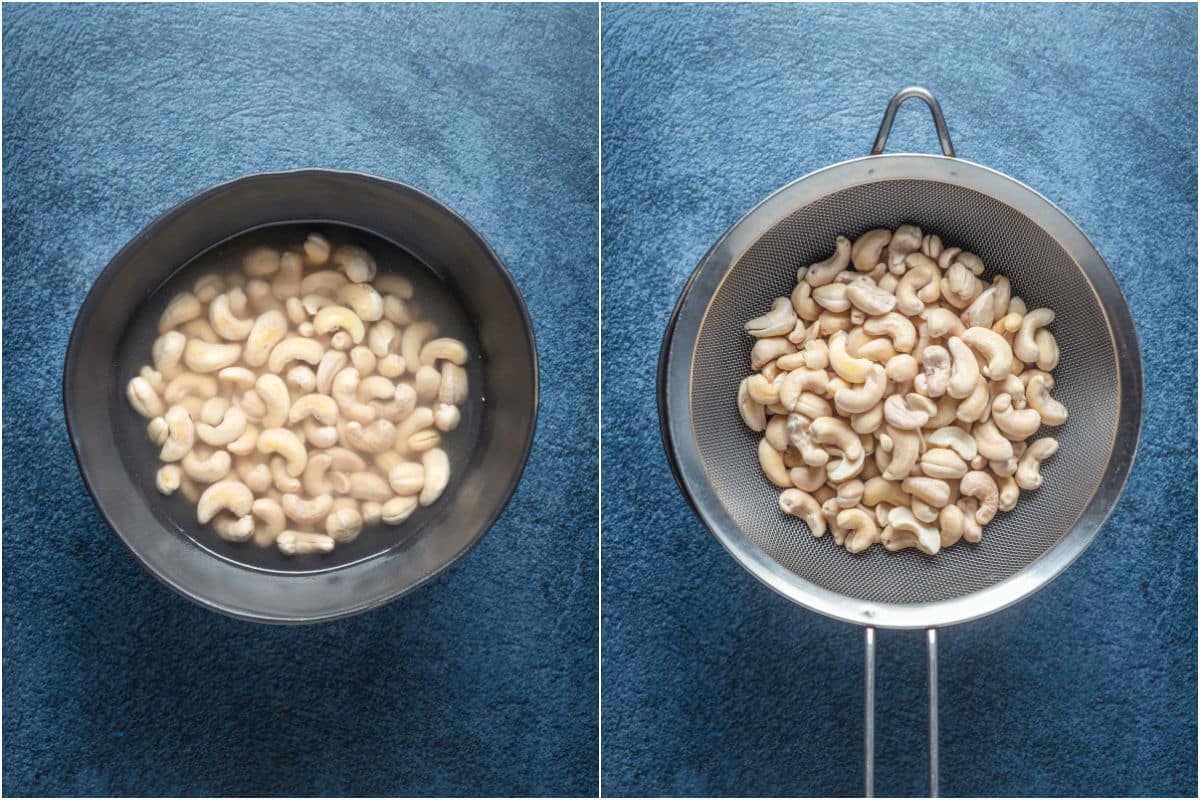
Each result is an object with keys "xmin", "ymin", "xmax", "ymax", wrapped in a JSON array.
[{"xmin": 658, "ymin": 87, "xmax": 1142, "ymax": 795}]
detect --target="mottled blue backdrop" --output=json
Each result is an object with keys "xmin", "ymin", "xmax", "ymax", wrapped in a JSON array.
[
  {"xmin": 4, "ymin": 4, "xmax": 597, "ymax": 796},
  {"xmin": 601, "ymin": 3, "xmax": 1196, "ymax": 797}
]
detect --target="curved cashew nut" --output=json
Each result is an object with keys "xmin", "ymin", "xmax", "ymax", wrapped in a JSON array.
[
  {"xmin": 901, "ymin": 476, "xmax": 951, "ymax": 507},
  {"xmin": 923, "ymin": 307, "xmax": 965, "ymax": 339},
  {"xmin": 288, "ymin": 393, "xmax": 339, "ymax": 426},
  {"xmin": 973, "ymin": 419, "xmax": 1013, "ymax": 461},
  {"xmin": 158, "ymin": 292, "xmax": 202, "ymax": 333},
  {"xmin": 926, "ymin": 426, "xmax": 977, "ymax": 461},
  {"xmin": 998, "ymin": 474, "xmax": 1020, "ymax": 512},
  {"xmin": 961, "ymin": 326, "xmax": 1013, "ymax": 379},
  {"xmin": 834, "ymin": 363, "xmax": 886, "ymax": 415},
  {"xmin": 243, "ymin": 246, "xmax": 281, "ymax": 278},
  {"xmin": 255, "ymin": 374, "xmax": 291, "ymax": 429},
  {"xmin": 1016, "ymin": 437, "xmax": 1058, "ymax": 490},
  {"xmin": 1034, "ymin": 329, "xmax": 1059, "ymax": 371},
  {"xmin": 346, "ymin": 471, "xmax": 392, "ymax": 502},
  {"xmin": 127, "ymin": 376, "xmax": 164, "ymax": 419},
  {"xmin": 812, "ymin": 283, "xmax": 850, "ymax": 313},
  {"xmin": 881, "ymin": 426, "xmax": 920, "ymax": 481},
  {"xmin": 228, "ymin": 423, "xmax": 259, "ymax": 456},
  {"xmin": 961, "ymin": 286, "xmax": 997, "ymax": 329},
  {"xmin": 806, "ymin": 236, "xmax": 852, "ymax": 287},
  {"xmin": 744, "ymin": 297, "xmax": 796, "ymax": 337},
  {"xmin": 393, "ymin": 408, "xmax": 435, "ymax": 455},
  {"xmin": 196, "ymin": 403, "xmax": 247, "ymax": 446},
  {"xmin": 303, "ymin": 453, "xmax": 341, "ymax": 497},
  {"xmin": 257, "ymin": 427, "xmax": 307, "ymax": 477},
  {"xmin": 895, "ymin": 258, "xmax": 940, "ymax": 316},
  {"xmin": 240, "ymin": 310, "xmax": 288, "ymax": 368},
  {"xmin": 851, "ymin": 229, "xmax": 891, "ymax": 271},
  {"xmin": 267, "ymin": 336, "xmax": 324, "ymax": 374},
  {"xmin": 342, "ymin": 418, "xmax": 397, "ymax": 454},
  {"xmin": 828, "ymin": 331, "xmax": 873, "ymax": 383},
  {"xmin": 209, "ymin": 291, "xmax": 254, "ymax": 340},
  {"xmin": 378, "ymin": 496, "xmax": 417, "ymax": 525},
  {"xmin": 337, "ymin": 283, "xmax": 384, "ymax": 322},
  {"xmin": 276, "ymin": 530, "xmax": 336, "ymax": 556},
  {"xmin": 846, "ymin": 276, "xmax": 896, "ymax": 316},
  {"xmin": 160, "ymin": 405, "xmax": 195, "ymax": 462},
  {"xmin": 863, "ymin": 312, "xmax": 916, "ymax": 352},
  {"xmin": 883, "ymin": 393, "xmax": 934, "ymax": 430},
  {"xmin": 991, "ymin": 393, "xmax": 1042, "ymax": 439},
  {"xmin": 938, "ymin": 503, "xmax": 966, "ymax": 547},
  {"xmin": 399, "ymin": 322, "xmax": 437, "ymax": 370},
  {"xmin": 863, "ymin": 477, "xmax": 910, "ymax": 507},
  {"xmin": 914, "ymin": 345, "xmax": 951, "ymax": 398},
  {"xmin": 182, "ymin": 448, "xmax": 231, "ymax": 483},
  {"xmin": 886, "ymin": 507, "xmax": 940, "ymax": 555},
  {"xmin": 368, "ymin": 320, "xmax": 400, "ymax": 360},
  {"xmin": 217, "ymin": 366, "xmax": 257, "ymax": 393},
  {"xmin": 152, "ymin": 331, "xmax": 187, "ymax": 378},
  {"xmin": 920, "ymin": 447, "xmax": 969, "ymax": 480},
  {"xmin": 419, "ymin": 337, "xmax": 469, "ymax": 367},
  {"xmin": 349, "ymin": 345, "xmax": 377, "ymax": 376},
  {"xmin": 303, "ymin": 233, "xmax": 331, "ymax": 267},
  {"xmin": 300, "ymin": 269, "xmax": 350, "ymax": 297},
  {"xmin": 286, "ymin": 365, "xmax": 317, "ymax": 395},
  {"xmin": 1014, "ymin": 308, "xmax": 1054, "ymax": 364},
  {"xmin": 835, "ymin": 508, "xmax": 879, "ymax": 553},
  {"xmin": 196, "ymin": 480, "xmax": 253, "ymax": 524},
  {"xmin": 779, "ymin": 488, "xmax": 826, "ymax": 536},
  {"xmin": 315, "ymin": 350, "xmax": 349, "ymax": 396},
  {"xmin": 956, "ymin": 377, "xmax": 990, "ymax": 423},
  {"xmin": 809, "ymin": 416, "xmax": 863, "ymax": 460},
  {"xmin": 786, "ymin": 414, "xmax": 829, "ymax": 467},
  {"xmin": 147, "ymin": 416, "xmax": 169, "ymax": 446},
  {"xmin": 155, "ymin": 464, "xmax": 182, "ymax": 495},
  {"xmin": 313, "ymin": 306, "xmax": 366, "ymax": 344},
  {"xmin": 333, "ymin": 244, "xmax": 377, "ymax": 283},
  {"xmin": 251, "ymin": 498, "xmax": 286, "ymax": 547},
  {"xmin": 959, "ymin": 471, "xmax": 1000, "ymax": 524},
  {"xmin": 183, "ymin": 340, "xmax": 242, "ymax": 373},
  {"xmin": 750, "ymin": 337, "xmax": 796, "ymax": 370},
  {"xmin": 758, "ymin": 438, "xmax": 792, "ymax": 487},
  {"xmin": 418, "ymin": 448, "xmax": 450, "ymax": 506},
  {"xmin": 884, "ymin": 354, "xmax": 918, "ymax": 382},
  {"xmin": 281, "ymin": 493, "xmax": 333, "ymax": 526},
  {"xmin": 331, "ymin": 368, "xmax": 377, "ymax": 423},
  {"xmin": 789, "ymin": 463, "xmax": 826, "ymax": 492},
  {"xmin": 850, "ymin": 401, "xmax": 884, "ymax": 434},
  {"xmin": 357, "ymin": 375, "xmax": 395, "ymax": 403},
  {"xmin": 941, "ymin": 336, "xmax": 979, "ymax": 400},
  {"xmin": 1024, "ymin": 373, "xmax": 1068, "ymax": 426}
]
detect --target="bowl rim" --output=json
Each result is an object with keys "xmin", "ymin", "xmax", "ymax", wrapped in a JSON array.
[{"xmin": 63, "ymin": 167, "xmax": 540, "ymax": 623}]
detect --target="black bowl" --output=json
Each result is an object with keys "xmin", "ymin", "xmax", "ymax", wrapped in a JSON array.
[{"xmin": 63, "ymin": 169, "xmax": 538, "ymax": 623}]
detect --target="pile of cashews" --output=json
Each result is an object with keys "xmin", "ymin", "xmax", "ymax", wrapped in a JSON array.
[
  {"xmin": 125, "ymin": 233, "xmax": 470, "ymax": 556},
  {"xmin": 738, "ymin": 226, "xmax": 1066, "ymax": 555}
]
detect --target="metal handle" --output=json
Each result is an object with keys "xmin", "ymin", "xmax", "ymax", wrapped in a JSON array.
[
  {"xmin": 864, "ymin": 626, "xmax": 940, "ymax": 798},
  {"xmin": 870, "ymin": 86, "xmax": 956, "ymax": 158}
]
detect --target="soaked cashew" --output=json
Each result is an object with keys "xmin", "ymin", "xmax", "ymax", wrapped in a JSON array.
[{"xmin": 128, "ymin": 233, "xmax": 470, "ymax": 555}]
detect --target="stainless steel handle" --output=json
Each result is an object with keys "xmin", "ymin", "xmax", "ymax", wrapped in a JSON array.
[
  {"xmin": 863, "ymin": 626, "xmax": 940, "ymax": 798},
  {"xmin": 870, "ymin": 86, "xmax": 956, "ymax": 158}
]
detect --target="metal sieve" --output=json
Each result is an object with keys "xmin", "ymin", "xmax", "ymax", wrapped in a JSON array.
[{"xmin": 658, "ymin": 87, "xmax": 1142, "ymax": 795}]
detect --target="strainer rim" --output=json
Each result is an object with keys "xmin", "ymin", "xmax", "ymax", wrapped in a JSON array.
[{"xmin": 658, "ymin": 153, "xmax": 1143, "ymax": 629}]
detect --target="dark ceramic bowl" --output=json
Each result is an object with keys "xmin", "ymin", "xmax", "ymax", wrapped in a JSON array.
[{"xmin": 64, "ymin": 169, "xmax": 538, "ymax": 623}]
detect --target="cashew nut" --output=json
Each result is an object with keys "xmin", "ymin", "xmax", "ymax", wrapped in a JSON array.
[{"xmin": 1016, "ymin": 437, "xmax": 1058, "ymax": 490}]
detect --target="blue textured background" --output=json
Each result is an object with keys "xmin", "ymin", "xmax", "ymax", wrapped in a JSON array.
[
  {"xmin": 601, "ymin": 3, "xmax": 1196, "ymax": 797},
  {"xmin": 4, "ymin": 4, "xmax": 597, "ymax": 796}
]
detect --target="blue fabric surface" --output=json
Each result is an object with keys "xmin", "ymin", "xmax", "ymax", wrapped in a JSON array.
[
  {"xmin": 601, "ymin": 3, "xmax": 1196, "ymax": 797},
  {"xmin": 3, "ymin": 4, "xmax": 597, "ymax": 796}
]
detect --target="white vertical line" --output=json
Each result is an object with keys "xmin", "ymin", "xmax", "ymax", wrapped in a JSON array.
[{"xmin": 596, "ymin": 2, "xmax": 604, "ymax": 797}]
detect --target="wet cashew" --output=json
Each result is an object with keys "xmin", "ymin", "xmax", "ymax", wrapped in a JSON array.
[
  {"xmin": 156, "ymin": 464, "xmax": 182, "ymax": 495},
  {"xmin": 1016, "ymin": 437, "xmax": 1058, "ymax": 490},
  {"xmin": 255, "ymin": 374, "xmax": 291, "ymax": 429},
  {"xmin": 182, "ymin": 448, "xmax": 231, "ymax": 483},
  {"xmin": 258, "ymin": 427, "xmax": 307, "ymax": 476},
  {"xmin": 196, "ymin": 480, "xmax": 254, "ymax": 524},
  {"xmin": 276, "ymin": 530, "xmax": 336, "ymax": 556},
  {"xmin": 267, "ymin": 336, "xmax": 323, "ymax": 373},
  {"xmin": 420, "ymin": 448, "xmax": 450, "ymax": 506},
  {"xmin": 158, "ymin": 292, "xmax": 203, "ymax": 332},
  {"xmin": 333, "ymin": 244, "xmax": 377, "ymax": 283},
  {"xmin": 313, "ymin": 305, "xmax": 365, "ymax": 344},
  {"xmin": 160, "ymin": 405, "xmax": 195, "ymax": 462},
  {"xmin": 959, "ymin": 471, "xmax": 1000, "ymax": 524},
  {"xmin": 183, "ymin": 340, "xmax": 242, "ymax": 373},
  {"xmin": 127, "ymin": 376, "xmax": 164, "ymax": 419}
]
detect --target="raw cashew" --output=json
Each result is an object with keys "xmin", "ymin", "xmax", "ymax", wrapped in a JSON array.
[
  {"xmin": 851, "ymin": 229, "xmax": 891, "ymax": 271},
  {"xmin": 806, "ymin": 236, "xmax": 852, "ymax": 287},
  {"xmin": 863, "ymin": 312, "xmax": 916, "ymax": 352},
  {"xmin": 837, "ymin": 508, "xmax": 879, "ymax": 553},
  {"xmin": 1016, "ymin": 437, "xmax": 1058, "ymax": 490},
  {"xmin": 745, "ymin": 297, "xmax": 797, "ymax": 337},
  {"xmin": 127, "ymin": 376, "xmax": 164, "ymax": 419},
  {"xmin": 326, "ymin": 507, "xmax": 363, "ymax": 543},
  {"xmin": 959, "ymin": 471, "xmax": 1000, "ymax": 524},
  {"xmin": 182, "ymin": 448, "xmax": 231, "ymax": 483},
  {"xmin": 401, "ymin": 321, "xmax": 438, "ymax": 368},
  {"xmin": 304, "ymin": 233, "xmax": 331, "ymax": 267},
  {"xmin": 183, "ymin": 340, "xmax": 242, "ymax": 373},
  {"xmin": 348, "ymin": 471, "xmax": 393, "ymax": 502},
  {"xmin": 418, "ymin": 338, "xmax": 469, "ymax": 367},
  {"xmin": 331, "ymin": 368, "xmax": 376, "ymax": 423},
  {"xmin": 281, "ymin": 493, "xmax": 333, "ymax": 526},
  {"xmin": 901, "ymin": 476, "xmax": 951, "ymax": 508},
  {"xmin": 961, "ymin": 326, "xmax": 1013, "ymax": 379},
  {"xmin": 1014, "ymin": 308, "xmax": 1054, "ymax": 364},
  {"xmin": 834, "ymin": 364, "xmax": 886, "ymax": 415},
  {"xmin": 846, "ymin": 276, "xmax": 896, "ymax": 315},
  {"xmin": 160, "ymin": 405, "xmax": 195, "ymax": 462},
  {"xmin": 267, "ymin": 336, "xmax": 324, "ymax": 373},
  {"xmin": 828, "ymin": 331, "xmax": 873, "ymax": 383},
  {"xmin": 381, "ymin": 496, "xmax": 419, "ymax": 525},
  {"xmin": 209, "ymin": 291, "xmax": 255, "ymax": 340},
  {"xmin": 342, "ymin": 419, "xmax": 397, "ymax": 454},
  {"xmin": 886, "ymin": 507, "xmax": 940, "ymax": 555},
  {"xmin": 973, "ymin": 420, "xmax": 1013, "ymax": 462},
  {"xmin": 992, "ymin": 394, "xmax": 1042, "ymax": 440},
  {"xmin": 337, "ymin": 283, "xmax": 384, "ymax": 322},
  {"xmin": 914, "ymin": 345, "xmax": 950, "ymax": 398},
  {"xmin": 257, "ymin": 427, "xmax": 307, "ymax": 477},
  {"xmin": 152, "ymin": 331, "xmax": 187, "ymax": 377},
  {"xmin": 896, "ymin": 259, "xmax": 940, "ymax": 315},
  {"xmin": 883, "ymin": 393, "xmax": 934, "ymax": 430},
  {"xmin": 779, "ymin": 489, "xmax": 826, "ymax": 536},
  {"xmin": 420, "ymin": 448, "xmax": 450, "ymax": 506},
  {"xmin": 196, "ymin": 480, "xmax": 254, "ymax": 524},
  {"xmin": 758, "ymin": 438, "xmax": 792, "ymax": 487},
  {"xmin": 243, "ymin": 310, "xmax": 289, "ymax": 367},
  {"xmin": 881, "ymin": 426, "xmax": 920, "ymax": 481},
  {"xmin": 945, "ymin": 337, "xmax": 980, "ymax": 399},
  {"xmin": 158, "ymin": 292, "xmax": 203, "ymax": 333},
  {"xmin": 288, "ymin": 394, "xmax": 339, "ymax": 425},
  {"xmin": 156, "ymin": 464, "xmax": 182, "ymax": 495},
  {"xmin": 921, "ymin": 448, "xmax": 969, "ymax": 480},
  {"xmin": 276, "ymin": 530, "xmax": 336, "ymax": 556},
  {"xmin": 333, "ymin": 244, "xmax": 377, "ymax": 283},
  {"xmin": 388, "ymin": 462, "xmax": 425, "ymax": 496},
  {"xmin": 1024, "ymin": 373, "xmax": 1068, "ymax": 426}
]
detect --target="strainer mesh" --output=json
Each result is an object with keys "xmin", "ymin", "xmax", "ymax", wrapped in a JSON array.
[{"xmin": 691, "ymin": 180, "xmax": 1119, "ymax": 605}]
